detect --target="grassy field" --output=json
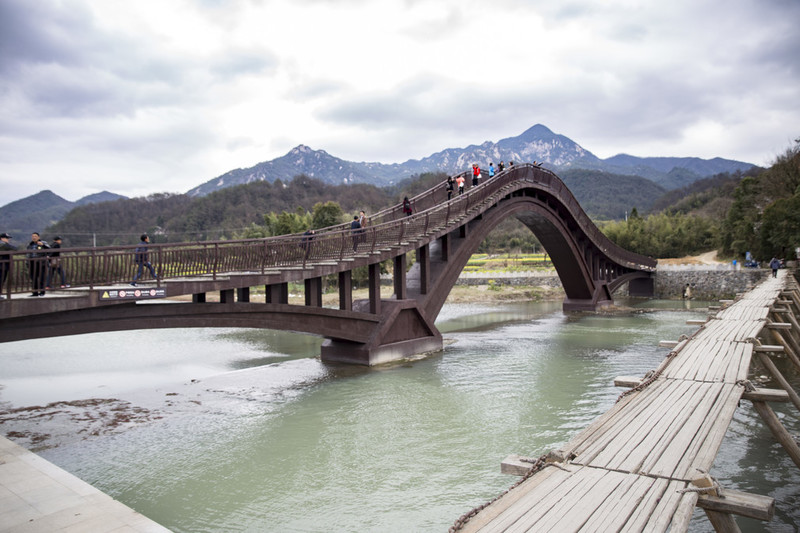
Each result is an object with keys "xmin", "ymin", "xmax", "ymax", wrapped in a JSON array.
[{"xmin": 462, "ymin": 253, "xmax": 554, "ymax": 273}]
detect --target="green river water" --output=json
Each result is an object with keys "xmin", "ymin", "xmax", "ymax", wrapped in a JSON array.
[{"xmin": 0, "ymin": 299, "xmax": 798, "ymax": 532}]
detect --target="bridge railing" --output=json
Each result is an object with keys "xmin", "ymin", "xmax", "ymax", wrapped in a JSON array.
[{"xmin": 0, "ymin": 164, "xmax": 654, "ymax": 299}]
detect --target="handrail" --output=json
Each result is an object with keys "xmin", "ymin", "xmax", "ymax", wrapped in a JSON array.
[{"xmin": 0, "ymin": 164, "xmax": 654, "ymax": 298}]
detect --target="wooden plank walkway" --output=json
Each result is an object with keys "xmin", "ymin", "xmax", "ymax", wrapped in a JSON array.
[{"xmin": 453, "ymin": 271, "xmax": 796, "ymax": 532}]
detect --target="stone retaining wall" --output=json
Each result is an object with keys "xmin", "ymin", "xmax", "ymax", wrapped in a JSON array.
[
  {"xmin": 654, "ymin": 269, "xmax": 768, "ymax": 300},
  {"xmin": 383, "ymin": 268, "xmax": 776, "ymax": 300}
]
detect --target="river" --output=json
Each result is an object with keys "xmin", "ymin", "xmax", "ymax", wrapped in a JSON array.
[{"xmin": 0, "ymin": 299, "xmax": 798, "ymax": 532}]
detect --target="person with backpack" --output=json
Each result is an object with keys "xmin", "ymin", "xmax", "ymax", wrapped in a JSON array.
[
  {"xmin": 402, "ymin": 197, "xmax": 413, "ymax": 216},
  {"xmin": 472, "ymin": 164, "xmax": 481, "ymax": 186},
  {"xmin": 455, "ymin": 175, "xmax": 465, "ymax": 195}
]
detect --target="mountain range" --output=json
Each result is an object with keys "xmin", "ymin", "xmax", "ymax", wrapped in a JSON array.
[
  {"xmin": 0, "ymin": 190, "xmax": 126, "ymax": 239},
  {"xmin": 1, "ymin": 124, "xmax": 756, "ymax": 236},
  {"xmin": 186, "ymin": 124, "xmax": 755, "ymax": 196}
]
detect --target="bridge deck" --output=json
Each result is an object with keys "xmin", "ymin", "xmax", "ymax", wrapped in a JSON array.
[{"xmin": 456, "ymin": 271, "xmax": 790, "ymax": 532}]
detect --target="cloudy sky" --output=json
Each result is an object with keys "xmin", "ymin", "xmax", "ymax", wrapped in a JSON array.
[{"xmin": 1, "ymin": 0, "xmax": 798, "ymax": 205}]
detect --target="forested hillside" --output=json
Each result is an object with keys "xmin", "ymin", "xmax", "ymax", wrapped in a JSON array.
[
  {"xmin": 45, "ymin": 167, "xmax": 677, "ymax": 247},
  {"xmin": 600, "ymin": 140, "xmax": 800, "ymax": 261}
]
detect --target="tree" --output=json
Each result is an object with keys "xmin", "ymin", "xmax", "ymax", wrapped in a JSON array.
[
  {"xmin": 311, "ymin": 201, "xmax": 345, "ymax": 229},
  {"xmin": 759, "ymin": 194, "xmax": 800, "ymax": 258}
]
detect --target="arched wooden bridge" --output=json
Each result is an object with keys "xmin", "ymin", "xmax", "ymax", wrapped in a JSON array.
[{"xmin": 0, "ymin": 164, "xmax": 656, "ymax": 365}]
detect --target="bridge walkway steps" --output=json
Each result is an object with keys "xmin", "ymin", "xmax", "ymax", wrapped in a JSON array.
[{"xmin": 453, "ymin": 270, "xmax": 798, "ymax": 532}]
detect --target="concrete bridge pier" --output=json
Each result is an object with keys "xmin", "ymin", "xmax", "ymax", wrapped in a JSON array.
[{"xmin": 319, "ymin": 298, "xmax": 442, "ymax": 366}]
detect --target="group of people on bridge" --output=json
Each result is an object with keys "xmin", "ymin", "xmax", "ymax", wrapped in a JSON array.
[
  {"xmin": 0, "ymin": 232, "xmax": 69, "ymax": 298},
  {"xmin": 0, "ymin": 231, "xmax": 160, "ymax": 298}
]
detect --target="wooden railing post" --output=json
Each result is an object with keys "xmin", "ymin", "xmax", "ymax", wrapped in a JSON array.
[
  {"xmin": 212, "ymin": 243, "xmax": 219, "ymax": 281},
  {"xmin": 89, "ymin": 248, "xmax": 96, "ymax": 290}
]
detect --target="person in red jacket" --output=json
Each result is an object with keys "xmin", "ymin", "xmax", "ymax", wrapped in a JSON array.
[
  {"xmin": 402, "ymin": 197, "xmax": 413, "ymax": 216},
  {"xmin": 472, "ymin": 164, "xmax": 480, "ymax": 186}
]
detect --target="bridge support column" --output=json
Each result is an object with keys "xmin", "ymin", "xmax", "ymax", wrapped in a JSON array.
[
  {"xmin": 237, "ymin": 287, "xmax": 250, "ymax": 302},
  {"xmin": 394, "ymin": 254, "xmax": 407, "ymax": 299},
  {"xmin": 305, "ymin": 277, "xmax": 322, "ymax": 307},
  {"xmin": 192, "ymin": 293, "xmax": 206, "ymax": 303},
  {"xmin": 220, "ymin": 289, "xmax": 234, "ymax": 303},
  {"xmin": 339, "ymin": 271, "xmax": 352, "ymax": 311},
  {"xmin": 320, "ymin": 299, "xmax": 442, "ymax": 366},
  {"xmin": 440, "ymin": 234, "xmax": 449, "ymax": 261},
  {"xmin": 418, "ymin": 244, "xmax": 430, "ymax": 295},
  {"xmin": 369, "ymin": 263, "xmax": 381, "ymax": 314},
  {"xmin": 266, "ymin": 282, "xmax": 288, "ymax": 304}
]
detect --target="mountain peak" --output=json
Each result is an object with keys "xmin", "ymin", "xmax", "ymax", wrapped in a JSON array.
[
  {"xmin": 518, "ymin": 124, "xmax": 555, "ymax": 139},
  {"xmin": 290, "ymin": 144, "xmax": 313, "ymax": 154}
]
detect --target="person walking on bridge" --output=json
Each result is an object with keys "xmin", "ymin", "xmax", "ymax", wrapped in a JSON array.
[
  {"xmin": 769, "ymin": 257, "xmax": 781, "ymax": 278},
  {"xmin": 0, "ymin": 232, "xmax": 17, "ymax": 299},
  {"xmin": 445, "ymin": 176, "xmax": 454, "ymax": 200},
  {"xmin": 402, "ymin": 196, "xmax": 413, "ymax": 216},
  {"xmin": 472, "ymin": 164, "xmax": 480, "ymax": 187},
  {"xmin": 350, "ymin": 216, "xmax": 362, "ymax": 252},
  {"xmin": 455, "ymin": 175, "xmax": 465, "ymax": 195},
  {"xmin": 26, "ymin": 232, "xmax": 49, "ymax": 296},
  {"xmin": 46, "ymin": 236, "xmax": 69, "ymax": 289},
  {"xmin": 131, "ymin": 234, "xmax": 157, "ymax": 286}
]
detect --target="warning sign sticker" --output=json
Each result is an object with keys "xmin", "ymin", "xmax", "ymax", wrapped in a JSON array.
[{"xmin": 101, "ymin": 288, "xmax": 167, "ymax": 300}]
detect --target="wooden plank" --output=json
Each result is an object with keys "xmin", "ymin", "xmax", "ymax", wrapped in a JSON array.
[
  {"xmin": 509, "ymin": 466, "xmax": 608, "ymax": 533},
  {"xmin": 500, "ymin": 455, "xmax": 536, "ymax": 476},
  {"xmin": 593, "ymin": 381, "xmax": 699, "ymax": 472},
  {"xmin": 554, "ymin": 379, "xmax": 670, "ymax": 463},
  {"xmin": 572, "ymin": 380, "xmax": 690, "ymax": 468},
  {"xmin": 618, "ymin": 477, "xmax": 671, "ymax": 532},
  {"xmin": 635, "ymin": 382, "xmax": 724, "ymax": 476},
  {"xmin": 642, "ymin": 479, "xmax": 698, "ymax": 532},
  {"xmin": 647, "ymin": 383, "xmax": 738, "ymax": 478},
  {"xmin": 482, "ymin": 465, "xmax": 596, "ymax": 533},
  {"xmin": 458, "ymin": 466, "xmax": 568, "ymax": 533},
  {"xmin": 614, "ymin": 376, "xmax": 643, "ymax": 388},
  {"xmin": 578, "ymin": 472, "xmax": 650, "ymax": 531},
  {"xmin": 742, "ymin": 388, "xmax": 790, "ymax": 402},
  {"xmin": 674, "ymin": 384, "xmax": 742, "ymax": 478},
  {"xmin": 697, "ymin": 489, "xmax": 775, "ymax": 521}
]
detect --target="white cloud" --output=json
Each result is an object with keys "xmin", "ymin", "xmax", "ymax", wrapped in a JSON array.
[{"xmin": 0, "ymin": 0, "xmax": 798, "ymax": 203}]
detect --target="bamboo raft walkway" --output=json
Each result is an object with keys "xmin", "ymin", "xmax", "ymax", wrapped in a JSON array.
[{"xmin": 452, "ymin": 270, "xmax": 800, "ymax": 532}]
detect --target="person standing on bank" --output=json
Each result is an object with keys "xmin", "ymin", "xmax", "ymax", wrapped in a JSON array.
[
  {"xmin": 46, "ymin": 236, "xmax": 69, "ymax": 289},
  {"xmin": 26, "ymin": 232, "xmax": 50, "ymax": 296},
  {"xmin": 0, "ymin": 232, "xmax": 17, "ymax": 299},
  {"xmin": 131, "ymin": 234, "xmax": 157, "ymax": 286}
]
